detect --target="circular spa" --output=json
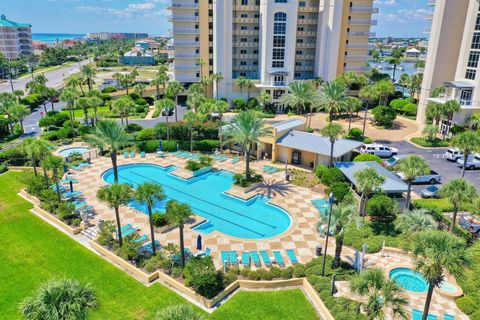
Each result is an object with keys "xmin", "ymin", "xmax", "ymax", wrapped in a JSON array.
[
  {"xmin": 102, "ymin": 163, "xmax": 292, "ymax": 239},
  {"xmin": 58, "ymin": 147, "xmax": 89, "ymax": 157},
  {"xmin": 389, "ymin": 267, "xmax": 462, "ymax": 296}
]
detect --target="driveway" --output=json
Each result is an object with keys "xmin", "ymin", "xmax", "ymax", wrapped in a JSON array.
[{"xmin": 381, "ymin": 140, "xmax": 480, "ymax": 193}]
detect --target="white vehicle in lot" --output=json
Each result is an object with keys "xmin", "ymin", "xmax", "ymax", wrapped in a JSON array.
[
  {"xmin": 396, "ymin": 170, "xmax": 441, "ymax": 184},
  {"xmin": 457, "ymin": 154, "xmax": 480, "ymax": 170},
  {"xmin": 445, "ymin": 148, "xmax": 465, "ymax": 162},
  {"xmin": 360, "ymin": 144, "xmax": 398, "ymax": 158},
  {"xmin": 459, "ymin": 213, "xmax": 480, "ymax": 236}
]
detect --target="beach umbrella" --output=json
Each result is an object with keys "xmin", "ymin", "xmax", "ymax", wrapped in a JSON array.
[
  {"xmin": 63, "ymin": 165, "xmax": 67, "ymax": 173},
  {"xmin": 196, "ymin": 234, "xmax": 202, "ymax": 251},
  {"xmin": 69, "ymin": 181, "xmax": 73, "ymax": 193},
  {"xmin": 159, "ymin": 140, "xmax": 163, "ymax": 151}
]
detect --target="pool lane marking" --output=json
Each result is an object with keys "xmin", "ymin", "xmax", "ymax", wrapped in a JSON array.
[
  {"xmin": 117, "ymin": 173, "xmax": 266, "ymax": 237},
  {"xmin": 129, "ymin": 171, "xmax": 277, "ymax": 229}
]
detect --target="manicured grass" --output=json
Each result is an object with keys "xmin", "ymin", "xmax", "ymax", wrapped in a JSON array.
[
  {"xmin": 0, "ymin": 171, "xmax": 318, "ymax": 320},
  {"xmin": 210, "ymin": 290, "xmax": 319, "ymax": 320},
  {"xmin": 456, "ymin": 242, "xmax": 480, "ymax": 320},
  {"xmin": 344, "ymin": 221, "xmax": 408, "ymax": 253},
  {"xmin": 18, "ymin": 62, "xmax": 77, "ymax": 79},
  {"xmin": 62, "ymin": 106, "xmax": 110, "ymax": 118},
  {"xmin": 413, "ymin": 197, "xmax": 454, "ymax": 212},
  {"xmin": 410, "ymin": 137, "xmax": 450, "ymax": 148}
]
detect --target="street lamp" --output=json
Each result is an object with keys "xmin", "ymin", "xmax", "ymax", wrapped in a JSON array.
[{"xmin": 9, "ymin": 67, "xmax": 15, "ymax": 93}]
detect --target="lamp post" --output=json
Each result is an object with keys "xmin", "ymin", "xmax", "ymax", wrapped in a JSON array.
[
  {"xmin": 321, "ymin": 193, "xmax": 334, "ymax": 277},
  {"xmin": 9, "ymin": 67, "xmax": 15, "ymax": 93}
]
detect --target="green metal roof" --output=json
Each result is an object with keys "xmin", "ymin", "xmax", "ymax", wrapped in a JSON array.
[{"xmin": 0, "ymin": 15, "xmax": 31, "ymax": 28}]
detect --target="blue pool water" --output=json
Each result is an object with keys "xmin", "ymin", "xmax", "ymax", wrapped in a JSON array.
[
  {"xmin": 102, "ymin": 164, "xmax": 292, "ymax": 239},
  {"xmin": 59, "ymin": 147, "xmax": 89, "ymax": 157},
  {"xmin": 389, "ymin": 268, "xmax": 428, "ymax": 292}
]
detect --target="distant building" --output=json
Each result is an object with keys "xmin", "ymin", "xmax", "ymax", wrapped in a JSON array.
[
  {"xmin": 87, "ymin": 32, "xmax": 149, "ymax": 41},
  {"xmin": 0, "ymin": 14, "xmax": 33, "ymax": 59},
  {"xmin": 135, "ymin": 41, "xmax": 150, "ymax": 50},
  {"xmin": 405, "ymin": 48, "xmax": 421, "ymax": 59},
  {"xmin": 158, "ymin": 49, "xmax": 173, "ymax": 59},
  {"xmin": 118, "ymin": 47, "xmax": 155, "ymax": 65},
  {"xmin": 32, "ymin": 41, "xmax": 48, "ymax": 51}
]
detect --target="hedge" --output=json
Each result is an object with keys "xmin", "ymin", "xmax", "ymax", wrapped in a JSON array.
[
  {"xmin": 136, "ymin": 139, "xmax": 220, "ymax": 153},
  {"xmin": 353, "ymin": 154, "xmax": 383, "ymax": 164}
]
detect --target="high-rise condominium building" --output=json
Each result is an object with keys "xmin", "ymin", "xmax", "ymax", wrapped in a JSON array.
[
  {"xmin": 417, "ymin": 0, "xmax": 480, "ymax": 132},
  {"xmin": 0, "ymin": 14, "xmax": 33, "ymax": 60},
  {"xmin": 169, "ymin": 0, "xmax": 377, "ymax": 111}
]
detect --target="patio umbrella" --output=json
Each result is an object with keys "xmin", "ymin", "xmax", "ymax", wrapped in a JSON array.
[
  {"xmin": 159, "ymin": 140, "xmax": 163, "ymax": 151},
  {"xmin": 196, "ymin": 234, "xmax": 202, "ymax": 251},
  {"xmin": 69, "ymin": 181, "xmax": 73, "ymax": 193},
  {"xmin": 63, "ymin": 165, "xmax": 67, "ymax": 173}
]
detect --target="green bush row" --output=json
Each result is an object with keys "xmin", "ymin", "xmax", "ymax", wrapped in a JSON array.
[{"xmin": 136, "ymin": 139, "xmax": 220, "ymax": 153}]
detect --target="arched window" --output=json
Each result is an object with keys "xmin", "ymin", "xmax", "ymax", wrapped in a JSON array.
[{"xmin": 274, "ymin": 12, "xmax": 287, "ymax": 22}]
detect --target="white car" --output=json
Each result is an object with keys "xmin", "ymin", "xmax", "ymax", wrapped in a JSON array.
[
  {"xmin": 445, "ymin": 148, "xmax": 465, "ymax": 162},
  {"xmin": 360, "ymin": 144, "xmax": 398, "ymax": 158},
  {"xmin": 457, "ymin": 155, "xmax": 480, "ymax": 170}
]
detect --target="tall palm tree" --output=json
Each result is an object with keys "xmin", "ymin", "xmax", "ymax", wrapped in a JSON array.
[
  {"xmin": 134, "ymin": 83, "xmax": 147, "ymax": 97},
  {"xmin": 359, "ymin": 84, "xmax": 378, "ymax": 136},
  {"xmin": 422, "ymin": 124, "xmax": 438, "ymax": 142},
  {"xmin": 412, "ymin": 231, "xmax": 469, "ymax": 320},
  {"xmin": 165, "ymin": 200, "xmax": 193, "ymax": 268},
  {"xmin": 151, "ymin": 72, "xmax": 169, "ymax": 101},
  {"xmin": 167, "ymin": 80, "xmax": 183, "ymax": 122},
  {"xmin": 345, "ymin": 96, "xmax": 362, "ymax": 131},
  {"xmin": 245, "ymin": 79, "xmax": 255, "ymax": 101},
  {"xmin": 113, "ymin": 73, "xmax": 130, "ymax": 95},
  {"xmin": 395, "ymin": 208, "xmax": 438, "ymax": 235},
  {"xmin": 135, "ymin": 182, "xmax": 165, "ymax": 255},
  {"xmin": 468, "ymin": 112, "xmax": 480, "ymax": 129},
  {"xmin": 425, "ymin": 101, "xmax": 445, "ymax": 126},
  {"xmin": 80, "ymin": 65, "xmax": 96, "ymax": 92},
  {"xmin": 320, "ymin": 123, "xmax": 345, "ymax": 167},
  {"xmin": 9, "ymin": 103, "xmax": 30, "ymax": 133},
  {"xmin": 23, "ymin": 138, "xmax": 51, "ymax": 177},
  {"xmin": 395, "ymin": 155, "xmax": 430, "ymax": 209},
  {"xmin": 211, "ymin": 72, "xmax": 224, "ymax": 100},
  {"xmin": 257, "ymin": 93, "xmax": 272, "ymax": 113},
  {"xmin": 319, "ymin": 81, "xmax": 348, "ymax": 122},
  {"xmin": 318, "ymin": 204, "xmax": 362, "ymax": 268},
  {"xmin": 225, "ymin": 110, "xmax": 272, "ymax": 179},
  {"xmin": 373, "ymin": 80, "xmax": 395, "ymax": 107},
  {"xmin": 97, "ymin": 183, "xmax": 133, "ymax": 246},
  {"xmin": 87, "ymin": 120, "xmax": 130, "ymax": 183},
  {"xmin": 155, "ymin": 304, "xmax": 205, "ymax": 320},
  {"xmin": 112, "ymin": 96, "xmax": 135, "ymax": 125},
  {"xmin": 313, "ymin": 76, "xmax": 323, "ymax": 91},
  {"xmin": 451, "ymin": 131, "xmax": 480, "ymax": 177},
  {"xmin": 443, "ymin": 100, "xmax": 460, "ymax": 128},
  {"xmin": 42, "ymin": 155, "xmax": 64, "ymax": 203},
  {"xmin": 234, "ymin": 76, "xmax": 246, "ymax": 100},
  {"xmin": 440, "ymin": 178, "xmax": 477, "ymax": 232},
  {"xmin": 76, "ymin": 97, "xmax": 90, "ymax": 125},
  {"xmin": 155, "ymin": 98, "xmax": 176, "ymax": 141},
  {"xmin": 388, "ymin": 57, "xmax": 401, "ymax": 82},
  {"xmin": 59, "ymin": 87, "xmax": 80, "ymax": 137},
  {"xmin": 350, "ymin": 268, "xmax": 409, "ymax": 320},
  {"xmin": 20, "ymin": 278, "xmax": 98, "ymax": 320},
  {"xmin": 183, "ymin": 111, "xmax": 200, "ymax": 153},
  {"xmin": 280, "ymin": 80, "xmax": 316, "ymax": 121},
  {"xmin": 353, "ymin": 167, "xmax": 386, "ymax": 217},
  {"xmin": 87, "ymin": 94, "xmax": 104, "ymax": 127}
]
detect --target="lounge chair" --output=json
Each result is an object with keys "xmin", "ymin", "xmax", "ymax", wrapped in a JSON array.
[
  {"xmin": 140, "ymin": 240, "xmax": 160, "ymax": 254},
  {"xmin": 262, "ymin": 165, "xmax": 273, "ymax": 172},
  {"xmin": 250, "ymin": 251, "xmax": 261, "ymax": 268},
  {"xmin": 78, "ymin": 162, "xmax": 92, "ymax": 167},
  {"xmin": 231, "ymin": 157, "xmax": 240, "ymax": 164},
  {"xmin": 241, "ymin": 252, "xmax": 251, "ymax": 266},
  {"xmin": 260, "ymin": 251, "xmax": 272, "ymax": 267},
  {"xmin": 312, "ymin": 199, "xmax": 329, "ymax": 208},
  {"xmin": 229, "ymin": 251, "xmax": 238, "ymax": 266},
  {"xmin": 62, "ymin": 191, "xmax": 82, "ymax": 199},
  {"xmin": 443, "ymin": 314, "xmax": 454, "ymax": 320},
  {"xmin": 130, "ymin": 151, "xmax": 136, "ymax": 158},
  {"xmin": 51, "ymin": 184, "xmax": 66, "ymax": 191},
  {"xmin": 220, "ymin": 251, "xmax": 230, "ymax": 265},
  {"xmin": 140, "ymin": 151, "xmax": 146, "ymax": 158},
  {"xmin": 60, "ymin": 179, "xmax": 78, "ymax": 184},
  {"xmin": 199, "ymin": 247, "xmax": 211, "ymax": 257},
  {"xmin": 115, "ymin": 225, "xmax": 134, "ymax": 239},
  {"xmin": 412, "ymin": 309, "xmax": 437, "ymax": 320},
  {"xmin": 286, "ymin": 249, "xmax": 299, "ymax": 265},
  {"xmin": 123, "ymin": 152, "xmax": 129, "ymax": 158},
  {"xmin": 267, "ymin": 167, "xmax": 280, "ymax": 174},
  {"xmin": 121, "ymin": 227, "xmax": 137, "ymax": 237},
  {"xmin": 118, "ymin": 224, "xmax": 133, "ymax": 232},
  {"xmin": 69, "ymin": 165, "xmax": 83, "ymax": 171},
  {"xmin": 134, "ymin": 235, "xmax": 149, "ymax": 244},
  {"xmin": 273, "ymin": 251, "xmax": 285, "ymax": 267}
]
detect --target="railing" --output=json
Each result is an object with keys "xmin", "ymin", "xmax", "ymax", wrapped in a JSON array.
[
  {"xmin": 233, "ymin": 17, "xmax": 259, "ymax": 23},
  {"xmin": 346, "ymin": 43, "xmax": 373, "ymax": 49},
  {"xmin": 350, "ymin": 6, "xmax": 379, "ymax": 14},
  {"xmin": 233, "ymin": 54, "xmax": 258, "ymax": 59},
  {"xmin": 298, "ymin": 6, "xmax": 319, "ymax": 12},
  {"xmin": 173, "ymin": 28, "xmax": 199, "ymax": 34},
  {"xmin": 347, "ymin": 31, "xmax": 375, "ymax": 37},
  {"xmin": 296, "ymin": 42, "xmax": 316, "ymax": 48},
  {"xmin": 349, "ymin": 18, "xmax": 377, "ymax": 25},
  {"xmin": 345, "ymin": 54, "xmax": 370, "ymax": 61},
  {"xmin": 170, "ymin": 3, "xmax": 198, "ymax": 9},
  {"xmin": 297, "ymin": 18, "xmax": 317, "ymax": 24},
  {"xmin": 174, "ymin": 64, "xmax": 200, "ymax": 70},
  {"xmin": 233, "ymin": 42, "xmax": 258, "ymax": 47},
  {"xmin": 345, "ymin": 65, "xmax": 370, "ymax": 72},
  {"xmin": 233, "ymin": 29, "xmax": 259, "ymax": 35},
  {"xmin": 175, "ymin": 52, "xmax": 199, "ymax": 58},
  {"xmin": 170, "ymin": 15, "xmax": 198, "ymax": 21},
  {"xmin": 233, "ymin": 5, "xmax": 259, "ymax": 11},
  {"xmin": 174, "ymin": 41, "xmax": 199, "ymax": 46}
]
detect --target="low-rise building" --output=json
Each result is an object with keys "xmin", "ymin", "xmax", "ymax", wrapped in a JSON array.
[{"xmin": 118, "ymin": 47, "xmax": 155, "ymax": 65}]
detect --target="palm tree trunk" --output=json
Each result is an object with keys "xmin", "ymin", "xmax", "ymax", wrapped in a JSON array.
[
  {"xmin": 348, "ymin": 112, "xmax": 353, "ymax": 131},
  {"xmin": 175, "ymin": 95, "xmax": 178, "ymax": 122},
  {"xmin": 32, "ymin": 157, "xmax": 38, "ymax": 176},
  {"xmin": 155, "ymin": 85, "xmax": 160, "ymax": 100},
  {"xmin": 51, "ymin": 100, "xmax": 55, "ymax": 111},
  {"xmin": 329, "ymin": 141, "xmax": 335, "ymax": 167},
  {"xmin": 216, "ymin": 80, "xmax": 219, "ymax": 100},
  {"xmin": 329, "ymin": 110, "xmax": 334, "ymax": 123},
  {"xmin": 54, "ymin": 170, "xmax": 61, "ymax": 203},
  {"xmin": 115, "ymin": 207, "xmax": 123, "ymax": 246},
  {"xmin": 362, "ymin": 103, "xmax": 369, "ymax": 136},
  {"xmin": 246, "ymin": 146, "xmax": 251, "ymax": 180},
  {"xmin": 42, "ymin": 166, "xmax": 49, "ymax": 188},
  {"xmin": 393, "ymin": 64, "xmax": 397, "ymax": 82},
  {"xmin": 147, "ymin": 206, "xmax": 156, "ymax": 255},
  {"xmin": 450, "ymin": 205, "xmax": 458, "ymax": 233},
  {"xmin": 179, "ymin": 225, "xmax": 185, "ymax": 268},
  {"xmin": 190, "ymin": 128, "xmax": 193, "ymax": 153},
  {"xmin": 43, "ymin": 103, "xmax": 47, "ymax": 114},
  {"xmin": 111, "ymin": 149, "xmax": 118, "ymax": 183},
  {"xmin": 422, "ymin": 283, "xmax": 435, "ymax": 320},
  {"xmin": 93, "ymin": 108, "xmax": 97, "ymax": 127},
  {"xmin": 462, "ymin": 155, "xmax": 467, "ymax": 177},
  {"xmin": 166, "ymin": 115, "xmax": 170, "ymax": 140},
  {"xmin": 359, "ymin": 194, "xmax": 366, "ymax": 217},
  {"xmin": 19, "ymin": 120, "xmax": 24, "ymax": 134},
  {"xmin": 308, "ymin": 108, "xmax": 313, "ymax": 129},
  {"xmin": 406, "ymin": 181, "xmax": 412, "ymax": 209},
  {"xmin": 333, "ymin": 233, "xmax": 343, "ymax": 269},
  {"xmin": 126, "ymin": 86, "xmax": 129, "ymax": 95}
]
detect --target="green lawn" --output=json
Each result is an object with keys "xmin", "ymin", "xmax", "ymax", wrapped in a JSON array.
[
  {"xmin": 62, "ymin": 106, "xmax": 110, "ymax": 118},
  {"xmin": 18, "ymin": 62, "xmax": 77, "ymax": 80},
  {"xmin": 410, "ymin": 137, "xmax": 450, "ymax": 148},
  {"xmin": 0, "ymin": 171, "xmax": 318, "ymax": 320}
]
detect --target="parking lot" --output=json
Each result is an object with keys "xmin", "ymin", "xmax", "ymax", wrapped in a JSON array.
[{"xmin": 379, "ymin": 141, "xmax": 480, "ymax": 195}]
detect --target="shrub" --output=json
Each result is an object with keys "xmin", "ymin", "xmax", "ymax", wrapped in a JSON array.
[
  {"xmin": 280, "ymin": 267, "xmax": 294, "ymax": 279},
  {"xmin": 151, "ymin": 213, "xmax": 168, "ymax": 227},
  {"xmin": 403, "ymin": 103, "xmax": 417, "ymax": 116},
  {"xmin": 0, "ymin": 162, "xmax": 8, "ymax": 174},
  {"xmin": 125, "ymin": 123, "xmax": 143, "ymax": 133},
  {"xmin": 135, "ymin": 128, "xmax": 157, "ymax": 141},
  {"xmin": 21, "ymin": 93, "xmax": 42, "ymax": 110},
  {"xmin": 256, "ymin": 268, "xmax": 274, "ymax": 280},
  {"xmin": 183, "ymin": 256, "xmax": 224, "ymax": 298},
  {"xmin": 346, "ymin": 128, "xmax": 364, "ymax": 141},
  {"xmin": 293, "ymin": 265, "xmax": 306, "ymax": 278},
  {"xmin": 353, "ymin": 153, "xmax": 383, "ymax": 164},
  {"xmin": 232, "ymin": 98, "xmax": 246, "ymax": 110},
  {"xmin": 96, "ymin": 221, "xmax": 116, "ymax": 247},
  {"xmin": 269, "ymin": 267, "xmax": 282, "ymax": 278},
  {"xmin": 101, "ymin": 85, "xmax": 117, "ymax": 93},
  {"xmin": 116, "ymin": 235, "xmax": 142, "ymax": 261},
  {"xmin": 366, "ymin": 194, "xmax": 395, "ymax": 221},
  {"xmin": 185, "ymin": 160, "xmax": 201, "ymax": 172},
  {"xmin": 327, "ymin": 182, "xmax": 350, "ymax": 203},
  {"xmin": 372, "ymin": 105, "xmax": 397, "ymax": 128},
  {"xmin": 314, "ymin": 165, "xmax": 329, "ymax": 179},
  {"xmin": 320, "ymin": 167, "xmax": 346, "ymax": 186},
  {"xmin": 128, "ymin": 93, "xmax": 141, "ymax": 100},
  {"xmin": 21, "ymin": 172, "xmax": 47, "ymax": 197}
]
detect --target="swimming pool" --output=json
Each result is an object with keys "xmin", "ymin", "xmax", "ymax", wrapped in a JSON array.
[
  {"xmin": 389, "ymin": 268, "xmax": 428, "ymax": 292},
  {"xmin": 59, "ymin": 147, "xmax": 89, "ymax": 157},
  {"xmin": 102, "ymin": 163, "xmax": 292, "ymax": 239}
]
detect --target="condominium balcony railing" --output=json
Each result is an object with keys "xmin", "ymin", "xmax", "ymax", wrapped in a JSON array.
[
  {"xmin": 297, "ymin": 18, "xmax": 317, "ymax": 24},
  {"xmin": 345, "ymin": 54, "xmax": 370, "ymax": 61},
  {"xmin": 346, "ymin": 43, "xmax": 373, "ymax": 49},
  {"xmin": 169, "ymin": 15, "xmax": 198, "ymax": 22},
  {"xmin": 175, "ymin": 52, "xmax": 199, "ymax": 58},
  {"xmin": 232, "ymin": 65, "xmax": 258, "ymax": 71},
  {"xmin": 296, "ymin": 42, "xmax": 316, "ymax": 48},
  {"xmin": 233, "ymin": 17, "xmax": 259, "ymax": 24},
  {"xmin": 173, "ymin": 28, "xmax": 199, "ymax": 35},
  {"xmin": 295, "ymin": 54, "xmax": 315, "ymax": 60},
  {"xmin": 298, "ymin": 6, "xmax": 319, "ymax": 13},
  {"xmin": 349, "ymin": 18, "xmax": 377, "ymax": 26},
  {"xmin": 175, "ymin": 75, "xmax": 199, "ymax": 82},
  {"xmin": 347, "ymin": 31, "xmax": 376, "ymax": 37},
  {"xmin": 233, "ymin": 54, "xmax": 258, "ymax": 59},
  {"xmin": 297, "ymin": 30, "xmax": 317, "ymax": 36},
  {"xmin": 295, "ymin": 65, "xmax": 315, "ymax": 71},
  {"xmin": 233, "ymin": 42, "xmax": 259, "ymax": 47},
  {"xmin": 350, "ymin": 6, "xmax": 379, "ymax": 14},
  {"xmin": 345, "ymin": 65, "xmax": 370, "ymax": 72},
  {"xmin": 174, "ymin": 64, "xmax": 200, "ymax": 71},
  {"xmin": 169, "ymin": 2, "xmax": 198, "ymax": 9},
  {"xmin": 233, "ymin": 29, "xmax": 259, "ymax": 35},
  {"xmin": 233, "ymin": 5, "xmax": 260, "ymax": 11},
  {"xmin": 173, "ymin": 41, "xmax": 199, "ymax": 47}
]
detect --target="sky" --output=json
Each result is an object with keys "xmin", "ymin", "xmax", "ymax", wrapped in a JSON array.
[{"xmin": 3, "ymin": 0, "xmax": 431, "ymax": 37}]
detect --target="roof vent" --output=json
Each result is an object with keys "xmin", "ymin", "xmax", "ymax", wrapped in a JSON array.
[{"xmin": 1, "ymin": 15, "xmax": 6, "ymax": 20}]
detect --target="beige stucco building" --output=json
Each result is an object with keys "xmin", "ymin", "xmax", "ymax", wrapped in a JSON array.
[
  {"xmin": 0, "ymin": 14, "xmax": 32, "ymax": 60},
  {"xmin": 169, "ymin": 0, "xmax": 377, "ymax": 112}
]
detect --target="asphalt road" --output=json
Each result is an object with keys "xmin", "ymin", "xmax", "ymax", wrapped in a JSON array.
[
  {"xmin": 381, "ymin": 140, "xmax": 480, "ymax": 193},
  {"xmin": 0, "ymin": 59, "xmax": 90, "ymax": 93}
]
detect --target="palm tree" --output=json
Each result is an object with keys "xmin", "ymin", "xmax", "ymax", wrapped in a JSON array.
[
  {"xmin": 425, "ymin": 101, "xmax": 445, "ymax": 126},
  {"xmin": 395, "ymin": 155, "xmax": 430, "ymax": 209},
  {"xmin": 388, "ymin": 57, "xmax": 401, "ymax": 82},
  {"xmin": 155, "ymin": 98, "xmax": 176, "ymax": 140},
  {"xmin": 87, "ymin": 120, "xmax": 130, "ymax": 183},
  {"xmin": 20, "ymin": 278, "xmax": 98, "ymax": 320},
  {"xmin": 318, "ymin": 204, "xmax": 362, "ymax": 268},
  {"xmin": 113, "ymin": 73, "xmax": 130, "ymax": 95},
  {"xmin": 245, "ymin": 79, "xmax": 255, "ymax": 101},
  {"xmin": 155, "ymin": 304, "xmax": 205, "ymax": 320},
  {"xmin": 412, "ymin": 231, "xmax": 469, "ymax": 320},
  {"xmin": 211, "ymin": 73, "xmax": 224, "ymax": 100},
  {"xmin": 134, "ymin": 83, "xmax": 147, "ymax": 97},
  {"xmin": 42, "ymin": 155, "xmax": 64, "ymax": 203},
  {"xmin": 353, "ymin": 167, "xmax": 386, "ymax": 217},
  {"xmin": 313, "ymin": 76, "xmax": 323, "ymax": 91},
  {"xmin": 135, "ymin": 182, "xmax": 165, "ymax": 255},
  {"xmin": 80, "ymin": 65, "xmax": 96, "ymax": 91},
  {"xmin": 23, "ymin": 138, "xmax": 51, "ymax": 177},
  {"xmin": 359, "ymin": 84, "xmax": 378, "ymax": 136},
  {"xmin": 76, "ymin": 97, "xmax": 90, "ymax": 125},
  {"xmin": 257, "ymin": 93, "xmax": 272, "ymax": 113},
  {"xmin": 151, "ymin": 72, "xmax": 169, "ymax": 101},
  {"xmin": 280, "ymin": 80, "xmax": 316, "ymax": 122},
  {"xmin": 97, "ymin": 183, "xmax": 133, "ymax": 246},
  {"xmin": 395, "ymin": 208, "xmax": 438, "ymax": 235},
  {"xmin": 167, "ymin": 80, "xmax": 183, "ymax": 122},
  {"xmin": 184, "ymin": 111, "xmax": 200, "ymax": 153},
  {"xmin": 9, "ymin": 103, "xmax": 30, "ymax": 133},
  {"xmin": 234, "ymin": 76, "xmax": 246, "ymax": 100},
  {"xmin": 87, "ymin": 93, "xmax": 103, "ymax": 126},
  {"xmin": 165, "ymin": 200, "xmax": 193, "ymax": 268},
  {"xmin": 443, "ymin": 100, "xmax": 460, "ymax": 127},
  {"xmin": 374, "ymin": 80, "xmax": 395, "ymax": 106},
  {"xmin": 422, "ymin": 124, "xmax": 438, "ymax": 141},
  {"xmin": 112, "ymin": 96, "xmax": 135, "ymax": 125},
  {"xmin": 468, "ymin": 112, "xmax": 480, "ymax": 129},
  {"xmin": 440, "ymin": 178, "xmax": 477, "ymax": 232},
  {"xmin": 320, "ymin": 123, "xmax": 345, "ymax": 167},
  {"xmin": 345, "ymin": 96, "xmax": 362, "ymax": 131},
  {"xmin": 59, "ymin": 87, "xmax": 80, "ymax": 137},
  {"xmin": 319, "ymin": 81, "xmax": 348, "ymax": 122},
  {"xmin": 350, "ymin": 268, "xmax": 409, "ymax": 320},
  {"xmin": 398, "ymin": 73, "xmax": 410, "ymax": 93},
  {"xmin": 225, "ymin": 110, "xmax": 272, "ymax": 179},
  {"xmin": 451, "ymin": 131, "xmax": 480, "ymax": 177}
]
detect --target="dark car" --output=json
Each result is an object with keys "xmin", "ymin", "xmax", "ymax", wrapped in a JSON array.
[{"xmin": 161, "ymin": 108, "xmax": 174, "ymax": 116}]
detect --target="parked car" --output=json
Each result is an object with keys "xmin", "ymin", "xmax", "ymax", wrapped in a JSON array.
[
  {"xmin": 420, "ymin": 185, "xmax": 440, "ymax": 198},
  {"xmin": 360, "ymin": 144, "xmax": 398, "ymax": 158},
  {"xmin": 396, "ymin": 170, "xmax": 441, "ymax": 184},
  {"xmin": 459, "ymin": 213, "xmax": 480, "ymax": 236},
  {"xmin": 445, "ymin": 148, "xmax": 465, "ymax": 162},
  {"xmin": 161, "ymin": 108, "xmax": 174, "ymax": 117},
  {"xmin": 50, "ymin": 96, "xmax": 59, "ymax": 103},
  {"xmin": 383, "ymin": 154, "xmax": 408, "ymax": 167},
  {"xmin": 457, "ymin": 154, "xmax": 480, "ymax": 170}
]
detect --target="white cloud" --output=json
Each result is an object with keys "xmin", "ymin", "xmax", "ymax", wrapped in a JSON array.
[
  {"xmin": 376, "ymin": 0, "xmax": 396, "ymax": 5},
  {"xmin": 378, "ymin": 8, "xmax": 432, "ymax": 25},
  {"xmin": 76, "ymin": 1, "xmax": 165, "ymax": 19}
]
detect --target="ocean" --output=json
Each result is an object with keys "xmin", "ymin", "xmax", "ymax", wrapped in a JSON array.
[{"xmin": 32, "ymin": 33, "xmax": 85, "ymax": 43}]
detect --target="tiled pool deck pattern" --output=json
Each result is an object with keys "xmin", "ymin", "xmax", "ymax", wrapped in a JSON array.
[{"xmin": 70, "ymin": 153, "xmax": 467, "ymax": 319}]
